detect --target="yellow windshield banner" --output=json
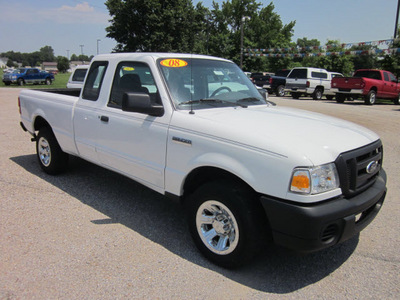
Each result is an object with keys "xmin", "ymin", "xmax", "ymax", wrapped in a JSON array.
[{"xmin": 160, "ymin": 59, "xmax": 188, "ymax": 68}]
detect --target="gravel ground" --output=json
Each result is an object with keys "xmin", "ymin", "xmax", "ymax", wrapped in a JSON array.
[{"xmin": 1, "ymin": 88, "xmax": 399, "ymax": 299}]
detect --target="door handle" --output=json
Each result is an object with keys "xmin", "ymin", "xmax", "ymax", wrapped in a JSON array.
[{"xmin": 100, "ymin": 115, "xmax": 109, "ymax": 122}]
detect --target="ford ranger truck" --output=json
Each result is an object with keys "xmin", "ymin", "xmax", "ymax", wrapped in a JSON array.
[
  {"xmin": 18, "ymin": 53, "xmax": 387, "ymax": 268},
  {"xmin": 331, "ymin": 69, "xmax": 400, "ymax": 105}
]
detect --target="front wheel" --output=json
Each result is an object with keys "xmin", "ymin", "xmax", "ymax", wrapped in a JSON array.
[
  {"xmin": 18, "ymin": 79, "xmax": 24, "ymax": 86},
  {"xmin": 185, "ymin": 180, "xmax": 268, "ymax": 268},
  {"xmin": 45, "ymin": 78, "xmax": 52, "ymax": 85},
  {"xmin": 394, "ymin": 94, "xmax": 400, "ymax": 105},
  {"xmin": 36, "ymin": 127, "xmax": 69, "ymax": 174}
]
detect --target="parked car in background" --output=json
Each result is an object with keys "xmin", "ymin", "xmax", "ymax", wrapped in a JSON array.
[
  {"xmin": 2, "ymin": 68, "xmax": 54, "ymax": 86},
  {"xmin": 285, "ymin": 67, "xmax": 342, "ymax": 100},
  {"xmin": 250, "ymin": 72, "xmax": 274, "ymax": 90},
  {"xmin": 325, "ymin": 72, "xmax": 344, "ymax": 100},
  {"xmin": 268, "ymin": 69, "xmax": 291, "ymax": 97},
  {"xmin": 67, "ymin": 65, "xmax": 89, "ymax": 88},
  {"xmin": 331, "ymin": 69, "xmax": 400, "ymax": 105},
  {"xmin": 2, "ymin": 68, "xmax": 15, "ymax": 74}
]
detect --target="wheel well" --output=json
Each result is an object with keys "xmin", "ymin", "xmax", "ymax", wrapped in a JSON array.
[
  {"xmin": 370, "ymin": 87, "xmax": 377, "ymax": 92},
  {"xmin": 183, "ymin": 167, "xmax": 253, "ymax": 198},
  {"xmin": 182, "ymin": 166, "xmax": 272, "ymax": 241},
  {"xmin": 34, "ymin": 116, "xmax": 51, "ymax": 131},
  {"xmin": 316, "ymin": 86, "xmax": 324, "ymax": 92}
]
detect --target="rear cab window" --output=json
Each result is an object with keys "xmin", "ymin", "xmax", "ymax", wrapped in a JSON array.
[
  {"xmin": 82, "ymin": 61, "xmax": 108, "ymax": 101},
  {"xmin": 288, "ymin": 69, "xmax": 307, "ymax": 79},
  {"xmin": 311, "ymin": 71, "xmax": 328, "ymax": 79}
]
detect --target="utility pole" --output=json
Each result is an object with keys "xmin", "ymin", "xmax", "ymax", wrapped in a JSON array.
[
  {"xmin": 395, "ymin": 0, "xmax": 400, "ymax": 39},
  {"xmin": 66, "ymin": 50, "xmax": 70, "ymax": 60},
  {"xmin": 240, "ymin": 16, "xmax": 251, "ymax": 70},
  {"xmin": 97, "ymin": 39, "xmax": 101, "ymax": 55},
  {"xmin": 79, "ymin": 45, "xmax": 84, "ymax": 64}
]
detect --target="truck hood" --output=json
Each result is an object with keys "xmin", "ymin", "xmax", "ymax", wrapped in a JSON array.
[{"xmin": 173, "ymin": 105, "xmax": 379, "ymax": 166}]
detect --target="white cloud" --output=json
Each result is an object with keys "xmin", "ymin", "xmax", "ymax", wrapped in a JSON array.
[
  {"xmin": 42, "ymin": 2, "xmax": 108, "ymax": 24},
  {"xmin": 59, "ymin": 2, "xmax": 94, "ymax": 13},
  {"xmin": 1, "ymin": 2, "xmax": 109, "ymax": 25}
]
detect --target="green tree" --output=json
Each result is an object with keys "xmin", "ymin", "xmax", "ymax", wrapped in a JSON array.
[
  {"xmin": 105, "ymin": 0, "xmax": 201, "ymax": 52},
  {"xmin": 40, "ymin": 46, "xmax": 56, "ymax": 62},
  {"xmin": 208, "ymin": 1, "xmax": 295, "ymax": 71},
  {"xmin": 57, "ymin": 56, "xmax": 70, "ymax": 73}
]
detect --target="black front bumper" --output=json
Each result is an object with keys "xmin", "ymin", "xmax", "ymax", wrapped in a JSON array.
[{"xmin": 260, "ymin": 169, "xmax": 387, "ymax": 253}]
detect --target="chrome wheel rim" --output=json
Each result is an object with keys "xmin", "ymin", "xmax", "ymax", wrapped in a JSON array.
[
  {"xmin": 38, "ymin": 137, "xmax": 51, "ymax": 167},
  {"xmin": 196, "ymin": 200, "xmax": 239, "ymax": 255},
  {"xmin": 278, "ymin": 86, "xmax": 285, "ymax": 97},
  {"xmin": 370, "ymin": 93, "xmax": 376, "ymax": 104}
]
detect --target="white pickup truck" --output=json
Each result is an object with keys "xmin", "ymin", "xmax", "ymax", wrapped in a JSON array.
[{"xmin": 19, "ymin": 53, "xmax": 387, "ymax": 268}]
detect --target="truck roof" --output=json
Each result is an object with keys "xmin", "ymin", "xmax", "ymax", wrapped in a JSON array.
[{"xmin": 92, "ymin": 52, "xmax": 232, "ymax": 63}]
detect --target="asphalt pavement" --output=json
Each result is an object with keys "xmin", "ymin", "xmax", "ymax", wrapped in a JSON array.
[{"xmin": 1, "ymin": 88, "xmax": 399, "ymax": 299}]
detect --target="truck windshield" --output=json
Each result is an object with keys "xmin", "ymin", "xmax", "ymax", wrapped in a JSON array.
[
  {"xmin": 158, "ymin": 58, "xmax": 267, "ymax": 110},
  {"xmin": 15, "ymin": 68, "xmax": 26, "ymax": 74}
]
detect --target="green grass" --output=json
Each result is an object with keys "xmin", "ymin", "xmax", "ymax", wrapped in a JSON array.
[{"xmin": 0, "ymin": 69, "xmax": 71, "ymax": 89}]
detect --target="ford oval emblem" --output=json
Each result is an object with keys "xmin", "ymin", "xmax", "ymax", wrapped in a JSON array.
[{"xmin": 366, "ymin": 161, "xmax": 378, "ymax": 174}]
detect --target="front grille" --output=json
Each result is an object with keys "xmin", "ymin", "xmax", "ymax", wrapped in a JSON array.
[{"xmin": 335, "ymin": 140, "xmax": 383, "ymax": 198}]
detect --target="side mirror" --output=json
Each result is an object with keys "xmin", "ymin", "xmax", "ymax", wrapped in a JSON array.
[{"xmin": 122, "ymin": 93, "xmax": 164, "ymax": 117}]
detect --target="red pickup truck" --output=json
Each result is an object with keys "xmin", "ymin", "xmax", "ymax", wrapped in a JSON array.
[{"xmin": 331, "ymin": 69, "xmax": 400, "ymax": 105}]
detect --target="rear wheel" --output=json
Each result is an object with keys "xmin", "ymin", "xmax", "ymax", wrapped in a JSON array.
[
  {"xmin": 365, "ymin": 90, "xmax": 376, "ymax": 105},
  {"xmin": 291, "ymin": 92, "xmax": 300, "ymax": 99},
  {"xmin": 36, "ymin": 127, "xmax": 69, "ymax": 174},
  {"xmin": 276, "ymin": 85, "xmax": 285, "ymax": 97},
  {"xmin": 336, "ymin": 94, "xmax": 345, "ymax": 103},
  {"xmin": 313, "ymin": 88, "xmax": 323, "ymax": 100},
  {"xmin": 185, "ymin": 180, "xmax": 268, "ymax": 268}
]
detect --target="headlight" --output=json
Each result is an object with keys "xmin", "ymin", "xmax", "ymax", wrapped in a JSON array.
[{"xmin": 290, "ymin": 163, "xmax": 339, "ymax": 194}]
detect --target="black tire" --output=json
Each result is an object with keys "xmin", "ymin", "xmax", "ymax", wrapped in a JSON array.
[
  {"xmin": 275, "ymin": 85, "xmax": 285, "ymax": 97},
  {"xmin": 4, "ymin": 82, "xmax": 11, "ymax": 86},
  {"xmin": 45, "ymin": 78, "xmax": 52, "ymax": 85},
  {"xmin": 291, "ymin": 92, "xmax": 300, "ymax": 99},
  {"xmin": 185, "ymin": 180, "xmax": 268, "ymax": 268},
  {"xmin": 18, "ymin": 79, "xmax": 24, "ymax": 86},
  {"xmin": 365, "ymin": 90, "xmax": 376, "ymax": 105},
  {"xmin": 394, "ymin": 94, "xmax": 400, "ymax": 105},
  {"xmin": 312, "ymin": 88, "xmax": 323, "ymax": 100},
  {"xmin": 336, "ymin": 94, "xmax": 345, "ymax": 103},
  {"xmin": 36, "ymin": 127, "xmax": 69, "ymax": 175}
]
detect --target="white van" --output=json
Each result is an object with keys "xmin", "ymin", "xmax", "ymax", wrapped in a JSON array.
[{"xmin": 285, "ymin": 67, "xmax": 342, "ymax": 100}]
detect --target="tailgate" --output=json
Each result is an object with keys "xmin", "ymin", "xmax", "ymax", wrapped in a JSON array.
[{"xmin": 332, "ymin": 77, "xmax": 363, "ymax": 90}]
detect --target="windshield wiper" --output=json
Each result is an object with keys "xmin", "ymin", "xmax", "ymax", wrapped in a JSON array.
[
  {"xmin": 179, "ymin": 98, "xmax": 247, "ymax": 108},
  {"xmin": 237, "ymin": 97, "xmax": 276, "ymax": 106}
]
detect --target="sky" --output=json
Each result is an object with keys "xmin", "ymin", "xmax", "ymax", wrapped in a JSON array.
[{"xmin": 0, "ymin": 0, "xmax": 398, "ymax": 58}]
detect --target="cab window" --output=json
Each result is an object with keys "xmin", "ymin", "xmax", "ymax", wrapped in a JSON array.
[{"xmin": 108, "ymin": 61, "xmax": 160, "ymax": 108}]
